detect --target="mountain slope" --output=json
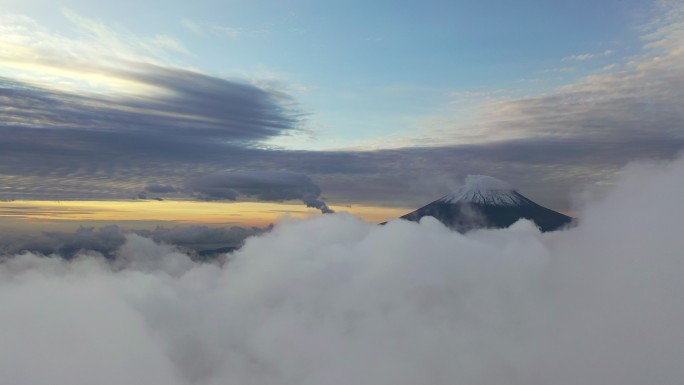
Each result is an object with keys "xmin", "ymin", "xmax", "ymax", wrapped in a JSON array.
[{"xmin": 397, "ymin": 175, "xmax": 573, "ymax": 232}]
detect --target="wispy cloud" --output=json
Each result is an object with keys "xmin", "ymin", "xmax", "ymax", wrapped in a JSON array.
[
  {"xmin": 416, "ymin": 2, "xmax": 684, "ymax": 148},
  {"xmin": 601, "ymin": 63, "xmax": 621, "ymax": 71},
  {"xmin": 62, "ymin": 9, "xmax": 191, "ymax": 58},
  {"xmin": 0, "ymin": 11, "xmax": 193, "ymax": 95},
  {"xmin": 212, "ymin": 25, "xmax": 243, "ymax": 39},
  {"xmin": 561, "ymin": 49, "xmax": 613, "ymax": 62},
  {"xmin": 181, "ymin": 19, "xmax": 204, "ymax": 36},
  {"xmin": 542, "ymin": 66, "xmax": 577, "ymax": 74},
  {"xmin": 212, "ymin": 24, "xmax": 270, "ymax": 39}
]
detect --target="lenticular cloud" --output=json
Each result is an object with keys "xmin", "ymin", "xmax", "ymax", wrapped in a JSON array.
[{"xmin": 2, "ymin": 157, "xmax": 684, "ymax": 385}]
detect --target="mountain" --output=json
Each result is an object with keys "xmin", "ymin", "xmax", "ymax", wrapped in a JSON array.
[{"xmin": 396, "ymin": 175, "xmax": 573, "ymax": 232}]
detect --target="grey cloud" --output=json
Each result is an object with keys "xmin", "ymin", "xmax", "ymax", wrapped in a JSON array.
[
  {"xmin": 145, "ymin": 183, "xmax": 178, "ymax": 193},
  {"xmin": 136, "ymin": 191, "xmax": 149, "ymax": 200},
  {"xmin": 0, "ymin": 68, "xmax": 304, "ymax": 200},
  {"xmin": 0, "ymin": 66, "xmax": 300, "ymax": 143},
  {"xmin": 0, "ymin": 69, "xmax": 300, "ymax": 184},
  {"xmin": 270, "ymin": 137, "xmax": 683, "ymax": 211},
  {"xmin": 0, "ymin": 224, "xmax": 264, "ymax": 259},
  {"xmin": 136, "ymin": 225, "xmax": 265, "ymax": 252},
  {"xmin": 0, "ymin": 12, "xmax": 268, "ymax": 142},
  {"xmin": 2, "ymin": 3, "xmax": 684, "ymax": 213},
  {"xmin": 186, "ymin": 171, "xmax": 334, "ymax": 214},
  {"xmin": 0, "ymin": 226, "xmax": 127, "ymax": 259},
  {"xmin": 0, "ymin": 130, "xmax": 682, "ymax": 211}
]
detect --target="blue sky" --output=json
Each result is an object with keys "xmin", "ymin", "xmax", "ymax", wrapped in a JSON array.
[
  {"xmin": 1, "ymin": 0, "xmax": 683, "ymax": 216},
  {"xmin": 1, "ymin": 0, "xmax": 648, "ymax": 149}
]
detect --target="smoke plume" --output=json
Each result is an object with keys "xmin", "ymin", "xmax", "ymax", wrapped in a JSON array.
[{"xmin": 186, "ymin": 171, "xmax": 334, "ymax": 214}]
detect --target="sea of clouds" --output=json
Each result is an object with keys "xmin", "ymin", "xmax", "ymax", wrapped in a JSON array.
[{"xmin": 1, "ymin": 156, "xmax": 684, "ymax": 385}]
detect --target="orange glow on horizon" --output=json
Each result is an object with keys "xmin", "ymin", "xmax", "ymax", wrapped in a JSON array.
[{"xmin": 0, "ymin": 200, "xmax": 410, "ymax": 230}]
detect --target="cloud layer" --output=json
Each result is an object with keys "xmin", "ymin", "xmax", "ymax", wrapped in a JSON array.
[
  {"xmin": 1, "ymin": 4, "xmax": 684, "ymax": 211},
  {"xmin": 2, "ymin": 156, "xmax": 684, "ymax": 385},
  {"xmin": 0, "ymin": 225, "xmax": 264, "ymax": 258},
  {"xmin": 187, "ymin": 171, "xmax": 334, "ymax": 213}
]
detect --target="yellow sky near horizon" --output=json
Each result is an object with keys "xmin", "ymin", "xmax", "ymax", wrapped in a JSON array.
[{"xmin": 0, "ymin": 200, "xmax": 410, "ymax": 233}]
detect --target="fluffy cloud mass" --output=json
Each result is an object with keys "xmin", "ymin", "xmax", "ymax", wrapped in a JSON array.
[
  {"xmin": 187, "ymin": 171, "xmax": 334, "ymax": 213},
  {"xmin": 2, "ymin": 156, "xmax": 684, "ymax": 384}
]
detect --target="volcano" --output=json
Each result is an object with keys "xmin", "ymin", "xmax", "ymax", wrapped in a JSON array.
[{"xmin": 396, "ymin": 175, "xmax": 573, "ymax": 232}]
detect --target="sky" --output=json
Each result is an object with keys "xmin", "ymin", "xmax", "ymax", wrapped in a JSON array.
[
  {"xmin": 1, "ymin": 0, "xmax": 684, "ymax": 233},
  {"xmin": 2, "ymin": 2, "xmax": 684, "ymax": 381}
]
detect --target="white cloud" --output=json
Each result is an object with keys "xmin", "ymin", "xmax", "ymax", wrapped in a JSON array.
[
  {"xmin": 212, "ymin": 24, "xmax": 270, "ymax": 39},
  {"xmin": 561, "ymin": 49, "xmax": 613, "ymax": 62},
  {"xmin": 418, "ymin": 2, "xmax": 684, "ymax": 147},
  {"xmin": 2, "ymin": 155, "xmax": 684, "ymax": 384},
  {"xmin": 61, "ymin": 9, "xmax": 190, "ymax": 59},
  {"xmin": 149, "ymin": 34, "xmax": 191, "ymax": 55},
  {"xmin": 181, "ymin": 19, "xmax": 204, "ymax": 35},
  {"xmin": 0, "ymin": 10, "xmax": 191, "ymax": 95},
  {"xmin": 212, "ymin": 25, "xmax": 243, "ymax": 39},
  {"xmin": 601, "ymin": 63, "xmax": 620, "ymax": 71},
  {"xmin": 562, "ymin": 52, "xmax": 595, "ymax": 62}
]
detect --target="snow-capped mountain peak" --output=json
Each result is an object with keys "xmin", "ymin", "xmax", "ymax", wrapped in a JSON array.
[
  {"xmin": 394, "ymin": 174, "xmax": 573, "ymax": 232},
  {"xmin": 438, "ymin": 175, "xmax": 525, "ymax": 206}
]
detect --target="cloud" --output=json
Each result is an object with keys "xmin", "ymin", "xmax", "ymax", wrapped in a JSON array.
[
  {"xmin": 0, "ymin": 12, "xmax": 303, "ymax": 201},
  {"xmin": 0, "ymin": 225, "xmax": 264, "ymax": 258},
  {"xmin": 186, "ymin": 171, "xmax": 334, "ymax": 213},
  {"xmin": 212, "ymin": 25, "xmax": 270, "ymax": 39},
  {"xmin": 0, "ymin": 68, "xmax": 300, "ymax": 143},
  {"xmin": 0, "ymin": 11, "xmax": 301, "ymax": 143},
  {"xmin": 137, "ymin": 225, "xmax": 265, "ymax": 253},
  {"xmin": 0, "ymin": 225, "xmax": 126, "ymax": 258},
  {"xmin": 181, "ymin": 19, "xmax": 204, "ymax": 36},
  {"xmin": 136, "ymin": 191, "xmax": 151, "ymax": 200},
  {"xmin": 212, "ymin": 25, "xmax": 243, "ymax": 39},
  {"xmin": 2, "ymin": 156, "xmax": 684, "ymax": 384},
  {"xmin": 61, "ymin": 9, "xmax": 190, "ymax": 58},
  {"xmin": 561, "ymin": 49, "xmax": 613, "ymax": 62},
  {"xmin": 1, "ymin": 3, "xmax": 683, "ymax": 213},
  {"xmin": 145, "ymin": 183, "xmax": 178, "ymax": 193},
  {"xmin": 408, "ymin": 3, "xmax": 684, "ymax": 148}
]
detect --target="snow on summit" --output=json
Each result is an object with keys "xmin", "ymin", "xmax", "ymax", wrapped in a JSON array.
[
  {"xmin": 399, "ymin": 174, "xmax": 573, "ymax": 232},
  {"xmin": 439, "ymin": 175, "xmax": 524, "ymax": 206}
]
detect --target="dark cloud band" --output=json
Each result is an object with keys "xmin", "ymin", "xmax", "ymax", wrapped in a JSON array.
[{"xmin": 186, "ymin": 171, "xmax": 334, "ymax": 214}]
